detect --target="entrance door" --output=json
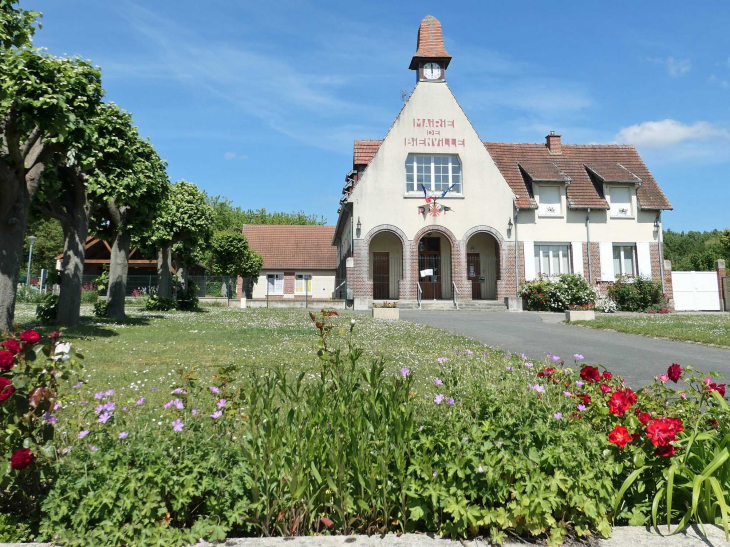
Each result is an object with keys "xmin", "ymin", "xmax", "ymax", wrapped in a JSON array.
[
  {"xmin": 418, "ymin": 237, "xmax": 441, "ymax": 300},
  {"xmin": 467, "ymin": 253, "xmax": 481, "ymax": 300},
  {"xmin": 373, "ymin": 252, "xmax": 390, "ymax": 299}
]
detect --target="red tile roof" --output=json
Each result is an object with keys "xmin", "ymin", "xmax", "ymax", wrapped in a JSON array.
[
  {"xmin": 353, "ymin": 140, "xmax": 383, "ymax": 166},
  {"xmin": 410, "ymin": 15, "xmax": 451, "ymax": 69},
  {"xmin": 242, "ymin": 225, "xmax": 337, "ymax": 270},
  {"xmin": 484, "ymin": 142, "xmax": 672, "ymax": 211}
]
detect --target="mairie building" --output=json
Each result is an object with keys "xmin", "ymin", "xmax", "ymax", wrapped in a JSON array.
[{"xmin": 332, "ymin": 15, "xmax": 672, "ymax": 310}]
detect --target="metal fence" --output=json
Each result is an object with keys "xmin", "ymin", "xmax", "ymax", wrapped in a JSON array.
[
  {"xmin": 80, "ymin": 274, "xmax": 237, "ymax": 299},
  {"xmin": 372, "ymin": 254, "xmax": 402, "ymax": 300},
  {"xmin": 466, "ymin": 255, "xmax": 499, "ymax": 300},
  {"xmin": 417, "ymin": 255, "xmax": 452, "ymax": 300}
]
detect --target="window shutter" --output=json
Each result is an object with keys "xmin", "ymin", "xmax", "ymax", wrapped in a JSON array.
[
  {"xmin": 599, "ymin": 242, "xmax": 615, "ymax": 282},
  {"xmin": 523, "ymin": 241, "xmax": 535, "ymax": 281},
  {"xmin": 571, "ymin": 242, "xmax": 584, "ymax": 277},
  {"xmin": 636, "ymin": 242, "xmax": 652, "ymax": 279}
]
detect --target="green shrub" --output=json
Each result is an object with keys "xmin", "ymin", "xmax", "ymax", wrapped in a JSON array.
[
  {"xmin": 93, "ymin": 300, "xmax": 109, "ymax": 317},
  {"xmin": 35, "ymin": 294, "xmax": 59, "ymax": 324},
  {"xmin": 520, "ymin": 274, "xmax": 595, "ymax": 311},
  {"xmin": 177, "ymin": 281, "xmax": 199, "ymax": 311},
  {"xmin": 204, "ymin": 280, "xmax": 223, "ymax": 297},
  {"xmin": 145, "ymin": 294, "xmax": 178, "ymax": 311},
  {"xmin": 608, "ymin": 275, "xmax": 664, "ymax": 311},
  {"xmin": 80, "ymin": 289, "xmax": 99, "ymax": 303},
  {"xmin": 16, "ymin": 287, "xmax": 46, "ymax": 304}
]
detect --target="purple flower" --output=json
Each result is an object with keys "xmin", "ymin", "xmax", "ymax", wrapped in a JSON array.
[
  {"xmin": 577, "ymin": 404, "xmax": 587, "ymax": 412},
  {"xmin": 191, "ymin": 407, "xmax": 197, "ymax": 416},
  {"xmin": 551, "ymin": 355, "xmax": 561, "ymax": 362},
  {"xmin": 94, "ymin": 392, "xmax": 104, "ymax": 400},
  {"xmin": 502, "ymin": 353, "xmax": 511, "ymax": 358},
  {"xmin": 575, "ymin": 380, "xmax": 584, "ymax": 387},
  {"xmin": 437, "ymin": 357, "xmax": 448, "ymax": 365},
  {"xmin": 164, "ymin": 398, "xmax": 183, "ymax": 410},
  {"xmin": 553, "ymin": 413, "xmax": 562, "ymax": 420},
  {"xmin": 210, "ymin": 386, "xmax": 220, "ymax": 394},
  {"xmin": 465, "ymin": 349, "xmax": 473, "ymax": 355},
  {"xmin": 118, "ymin": 431, "xmax": 128, "ymax": 439},
  {"xmin": 434, "ymin": 377, "xmax": 443, "ymax": 386},
  {"xmin": 151, "ymin": 387, "xmax": 157, "ymax": 392},
  {"xmin": 172, "ymin": 387, "xmax": 184, "ymax": 394},
  {"xmin": 400, "ymin": 368, "xmax": 410, "ymax": 378},
  {"xmin": 432, "ymin": 471, "xmax": 438, "ymax": 478},
  {"xmin": 574, "ymin": 354, "xmax": 584, "ymax": 360},
  {"xmin": 454, "ymin": 349, "xmax": 460, "ymax": 354},
  {"xmin": 122, "ymin": 406, "xmax": 128, "ymax": 411},
  {"xmin": 506, "ymin": 366, "xmax": 513, "ymax": 371},
  {"xmin": 104, "ymin": 402, "xmax": 115, "ymax": 412},
  {"xmin": 136, "ymin": 397, "xmax": 145, "ymax": 406},
  {"xmin": 217, "ymin": 399, "xmax": 226, "ymax": 409},
  {"xmin": 78, "ymin": 430, "xmax": 89, "ymax": 439},
  {"xmin": 72, "ymin": 382, "xmax": 83, "ymax": 389},
  {"xmin": 531, "ymin": 384, "xmax": 545, "ymax": 393},
  {"xmin": 94, "ymin": 404, "xmax": 105, "ymax": 414},
  {"xmin": 80, "ymin": 400, "xmax": 88, "ymax": 406},
  {"xmin": 43, "ymin": 413, "xmax": 58, "ymax": 425},
  {"xmin": 563, "ymin": 391, "xmax": 572, "ymax": 397},
  {"xmin": 172, "ymin": 419, "xmax": 184, "ymax": 432},
  {"xmin": 98, "ymin": 412, "xmax": 112, "ymax": 424},
  {"xmin": 210, "ymin": 410, "xmax": 222, "ymax": 420},
  {"xmin": 104, "ymin": 390, "xmax": 114, "ymax": 397},
  {"xmin": 434, "ymin": 394, "xmax": 445, "ymax": 405},
  {"xmin": 88, "ymin": 444, "xmax": 98, "ymax": 452},
  {"xmin": 525, "ymin": 362, "xmax": 534, "ymax": 369},
  {"xmin": 482, "ymin": 352, "xmax": 489, "ymax": 357},
  {"xmin": 520, "ymin": 353, "xmax": 527, "ymax": 360},
  {"xmin": 477, "ymin": 465, "xmax": 484, "ymax": 473},
  {"xmin": 53, "ymin": 402, "xmax": 61, "ymax": 410},
  {"xmin": 446, "ymin": 398, "xmax": 455, "ymax": 406}
]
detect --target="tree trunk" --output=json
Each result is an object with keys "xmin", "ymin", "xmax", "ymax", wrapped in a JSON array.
[
  {"xmin": 107, "ymin": 230, "xmax": 131, "ymax": 319},
  {"xmin": 57, "ymin": 207, "xmax": 89, "ymax": 327},
  {"xmin": 157, "ymin": 246, "xmax": 172, "ymax": 299},
  {"xmin": 0, "ymin": 207, "xmax": 29, "ymax": 333}
]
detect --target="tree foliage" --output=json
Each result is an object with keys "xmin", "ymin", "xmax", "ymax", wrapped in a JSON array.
[
  {"xmin": 210, "ymin": 232, "xmax": 262, "ymax": 279},
  {"xmin": 207, "ymin": 196, "xmax": 325, "ymax": 233},
  {"xmin": 663, "ymin": 229, "xmax": 730, "ymax": 271},
  {"xmin": 22, "ymin": 217, "xmax": 64, "ymax": 278},
  {"xmin": 0, "ymin": 0, "xmax": 40, "ymax": 49}
]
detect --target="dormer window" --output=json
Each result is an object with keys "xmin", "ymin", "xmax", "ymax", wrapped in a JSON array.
[
  {"xmin": 405, "ymin": 154, "xmax": 461, "ymax": 194},
  {"xmin": 537, "ymin": 186, "xmax": 562, "ymax": 217},
  {"xmin": 609, "ymin": 186, "xmax": 633, "ymax": 218}
]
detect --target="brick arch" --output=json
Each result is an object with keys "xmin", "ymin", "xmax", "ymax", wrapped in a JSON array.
[
  {"xmin": 461, "ymin": 226, "xmax": 504, "ymax": 290},
  {"xmin": 364, "ymin": 224, "xmax": 409, "ymax": 249},
  {"xmin": 461, "ymin": 225, "xmax": 505, "ymax": 246},
  {"xmin": 363, "ymin": 224, "xmax": 410, "ymax": 301},
  {"xmin": 411, "ymin": 224, "xmax": 462, "ymax": 301},
  {"xmin": 412, "ymin": 224, "xmax": 458, "ymax": 247}
]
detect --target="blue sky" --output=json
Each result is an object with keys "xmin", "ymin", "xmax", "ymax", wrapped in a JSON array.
[{"xmin": 24, "ymin": 0, "xmax": 730, "ymax": 231}]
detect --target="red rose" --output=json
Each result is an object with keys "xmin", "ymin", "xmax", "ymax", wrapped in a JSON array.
[
  {"xmin": 2, "ymin": 339, "xmax": 20, "ymax": 355},
  {"xmin": 0, "ymin": 351, "xmax": 13, "ymax": 371},
  {"xmin": 608, "ymin": 391, "xmax": 632, "ymax": 416},
  {"xmin": 580, "ymin": 366, "xmax": 601, "ymax": 383},
  {"xmin": 49, "ymin": 331, "xmax": 60, "ymax": 340},
  {"xmin": 537, "ymin": 367, "xmax": 555, "ymax": 378},
  {"xmin": 578, "ymin": 393, "xmax": 591, "ymax": 406},
  {"xmin": 608, "ymin": 425, "xmax": 632, "ymax": 449},
  {"xmin": 602, "ymin": 371, "xmax": 613, "ymax": 380},
  {"xmin": 646, "ymin": 417, "xmax": 683, "ymax": 447},
  {"xmin": 10, "ymin": 448, "xmax": 34, "ymax": 470},
  {"xmin": 0, "ymin": 377, "xmax": 14, "ymax": 402},
  {"xmin": 599, "ymin": 384, "xmax": 612, "ymax": 393},
  {"xmin": 667, "ymin": 364, "xmax": 682, "ymax": 383},
  {"xmin": 638, "ymin": 412, "xmax": 651, "ymax": 425},
  {"xmin": 19, "ymin": 330, "xmax": 40, "ymax": 345},
  {"xmin": 706, "ymin": 383, "xmax": 726, "ymax": 397},
  {"xmin": 655, "ymin": 445, "xmax": 677, "ymax": 458}
]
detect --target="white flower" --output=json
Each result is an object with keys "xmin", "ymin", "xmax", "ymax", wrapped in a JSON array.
[{"xmin": 54, "ymin": 342, "xmax": 72, "ymax": 355}]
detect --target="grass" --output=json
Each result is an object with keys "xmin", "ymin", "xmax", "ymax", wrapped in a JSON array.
[
  {"xmin": 11, "ymin": 304, "xmax": 504, "ymax": 407},
  {"xmin": 571, "ymin": 313, "xmax": 730, "ymax": 347}
]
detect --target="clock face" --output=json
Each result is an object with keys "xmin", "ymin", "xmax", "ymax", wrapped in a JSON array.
[{"xmin": 423, "ymin": 62, "xmax": 441, "ymax": 80}]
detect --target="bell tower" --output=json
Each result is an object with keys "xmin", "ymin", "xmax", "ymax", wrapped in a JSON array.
[{"xmin": 409, "ymin": 15, "xmax": 451, "ymax": 83}]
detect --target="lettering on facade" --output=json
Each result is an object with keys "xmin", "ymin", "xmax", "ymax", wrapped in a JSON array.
[{"xmin": 406, "ymin": 118, "xmax": 464, "ymax": 148}]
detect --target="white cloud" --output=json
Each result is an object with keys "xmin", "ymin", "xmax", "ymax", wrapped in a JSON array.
[
  {"xmin": 615, "ymin": 119, "xmax": 729, "ymax": 149},
  {"xmin": 224, "ymin": 152, "xmax": 248, "ymax": 161},
  {"xmin": 647, "ymin": 57, "xmax": 691, "ymax": 77}
]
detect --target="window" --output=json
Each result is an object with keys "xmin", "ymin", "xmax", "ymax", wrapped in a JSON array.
[
  {"xmin": 266, "ymin": 273, "xmax": 283, "ymax": 294},
  {"xmin": 295, "ymin": 274, "xmax": 312, "ymax": 295},
  {"xmin": 405, "ymin": 155, "xmax": 461, "ymax": 194},
  {"xmin": 613, "ymin": 245, "xmax": 636, "ymax": 276},
  {"xmin": 610, "ymin": 186, "xmax": 632, "ymax": 218},
  {"xmin": 534, "ymin": 244, "xmax": 570, "ymax": 276},
  {"xmin": 538, "ymin": 186, "xmax": 562, "ymax": 217}
]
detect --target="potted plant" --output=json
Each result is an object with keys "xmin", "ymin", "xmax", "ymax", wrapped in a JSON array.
[
  {"xmin": 565, "ymin": 303, "xmax": 595, "ymax": 321},
  {"xmin": 372, "ymin": 301, "xmax": 399, "ymax": 320}
]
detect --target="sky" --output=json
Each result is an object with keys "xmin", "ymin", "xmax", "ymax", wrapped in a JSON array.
[{"xmin": 22, "ymin": 0, "xmax": 730, "ymax": 231}]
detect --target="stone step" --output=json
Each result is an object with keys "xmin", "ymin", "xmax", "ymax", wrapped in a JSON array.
[{"xmin": 392, "ymin": 300, "xmax": 508, "ymax": 311}]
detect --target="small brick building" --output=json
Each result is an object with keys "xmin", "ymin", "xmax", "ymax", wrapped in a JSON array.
[{"xmin": 332, "ymin": 15, "xmax": 673, "ymax": 309}]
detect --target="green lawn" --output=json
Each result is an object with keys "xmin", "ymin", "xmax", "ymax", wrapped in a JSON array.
[
  {"xmin": 571, "ymin": 313, "xmax": 730, "ymax": 347},
  {"xmin": 12, "ymin": 303, "xmax": 497, "ymax": 405}
]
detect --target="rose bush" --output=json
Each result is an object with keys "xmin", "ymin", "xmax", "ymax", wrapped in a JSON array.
[{"xmin": 521, "ymin": 274, "xmax": 595, "ymax": 311}]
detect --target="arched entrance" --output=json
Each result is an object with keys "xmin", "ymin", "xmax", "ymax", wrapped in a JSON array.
[
  {"xmin": 416, "ymin": 231, "xmax": 453, "ymax": 300},
  {"xmin": 369, "ymin": 231, "xmax": 403, "ymax": 300},
  {"xmin": 465, "ymin": 232, "xmax": 500, "ymax": 300}
]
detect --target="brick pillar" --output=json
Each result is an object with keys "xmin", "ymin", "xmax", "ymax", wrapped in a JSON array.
[
  {"xmin": 351, "ymin": 239, "xmax": 370, "ymax": 309},
  {"xmin": 497, "ymin": 241, "xmax": 524, "ymax": 300},
  {"xmin": 453, "ymin": 239, "xmax": 471, "ymax": 301},
  {"xmin": 663, "ymin": 260, "xmax": 674, "ymax": 310},
  {"xmin": 717, "ymin": 259, "xmax": 726, "ymax": 311}
]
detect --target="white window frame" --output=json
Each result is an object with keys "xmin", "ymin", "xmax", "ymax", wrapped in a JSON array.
[
  {"xmin": 609, "ymin": 186, "xmax": 633, "ymax": 219},
  {"xmin": 537, "ymin": 185, "xmax": 563, "ymax": 218},
  {"xmin": 294, "ymin": 273, "xmax": 313, "ymax": 295},
  {"xmin": 612, "ymin": 244, "xmax": 637, "ymax": 277},
  {"xmin": 534, "ymin": 243, "xmax": 571, "ymax": 277},
  {"xmin": 266, "ymin": 272, "xmax": 284, "ymax": 295},
  {"xmin": 405, "ymin": 154, "xmax": 462, "ymax": 195}
]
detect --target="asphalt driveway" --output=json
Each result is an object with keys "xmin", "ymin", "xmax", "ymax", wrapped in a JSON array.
[{"xmin": 399, "ymin": 310, "xmax": 730, "ymax": 386}]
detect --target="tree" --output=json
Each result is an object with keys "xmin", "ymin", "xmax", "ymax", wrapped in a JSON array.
[
  {"xmin": 721, "ymin": 229, "xmax": 730, "ymax": 259},
  {"xmin": 0, "ymin": 38, "xmax": 103, "ymax": 331},
  {"xmin": 210, "ymin": 232, "xmax": 263, "ymax": 280},
  {"xmin": 91, "ymin": 126, "xmax": 169, "ymax": 319},
  {"xmin": 206, "ymin": 196, "xmax": 326, "ymax": 233},
  {"xmin": 0, "ymin": 0, "xmax": 39, "ymax": 50},
  {"xmin": 143, "ymin": 180, "xmax": 213, "ymax": 298},
  {"xmin": 21, "ymin": 217, "xmax": 64, "ymax": 280},
  {"xmin": 663, "ymin": 229, "xmax": 730, "ymax": 272}
]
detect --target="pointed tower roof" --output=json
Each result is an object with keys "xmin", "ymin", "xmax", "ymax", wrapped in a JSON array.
[{"xmin": 409, "ymin": 15, "xmax": 451, "ymax": 70}]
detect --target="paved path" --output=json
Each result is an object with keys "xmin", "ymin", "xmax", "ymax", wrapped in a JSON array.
[{"xmin": 400, "ymin": 310, "xmax": 730, "ymax": 386}]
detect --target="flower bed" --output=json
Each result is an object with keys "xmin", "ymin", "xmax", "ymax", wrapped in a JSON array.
[
  {"xmin": 520, "ymin": 274, "xmax": 595, "ymax": 311},
  {"xmin": 3, "ymin": 313, "xmax": 730, "ymax": 546}
]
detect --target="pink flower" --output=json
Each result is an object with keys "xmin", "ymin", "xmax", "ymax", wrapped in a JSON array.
[
  {"xmin": 210, "ymin": 386, "xmax": 220, "ymax": 394},
  {"xmin": 172, "ymin": 419, "xmax": 184, "ymax": 432},
  {"xmin": 217, "ymin": 399, "xmax": 226, "ymax": 409},
  {"xmin": 659, "ymin": 374, "xmax": 669, "ymax": 382},
  {"xmin": 400, "ymin": 368, "xmax": 410, "ymax": 378},
  {"xmin": 434, "ymin": 394, "xmax": 445, "ymax": 405},
  {"xmin": 210, "ymin": 410, "xmax": 222, "ymax": 420}
]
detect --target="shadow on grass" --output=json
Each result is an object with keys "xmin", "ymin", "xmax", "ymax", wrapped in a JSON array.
[{"xmin": 20, "ymin": 314, "xmax": 161, "ymax": 340}]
